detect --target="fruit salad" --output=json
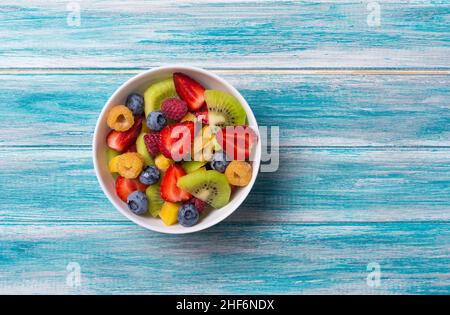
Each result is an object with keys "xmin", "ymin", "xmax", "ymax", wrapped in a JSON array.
[{"xmin": 105, "ymin": 72, "xmax": 258, "ymax": 227}]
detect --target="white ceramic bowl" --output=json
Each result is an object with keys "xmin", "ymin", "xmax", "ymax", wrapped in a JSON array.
[{"xmin": 93, "ymin": 66, "xmax": 261, "ymax": 234}]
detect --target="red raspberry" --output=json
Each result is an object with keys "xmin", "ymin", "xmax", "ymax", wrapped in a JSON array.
[
  {"xmin": 143, "ymin": 131, "xmax": 160, "ymax": 156},
  {"xmin": 188, "ymin": 198, "xmax": 206, "ymax": 213},
  {"xmin": 161, "ymin": 98, "xmax": 188, "ymax": 121}
]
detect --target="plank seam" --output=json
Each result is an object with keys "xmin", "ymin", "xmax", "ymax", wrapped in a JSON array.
[
  {"xmin": 0, "ymin": 69, "xmax": 449, "ymax": 75},
  {"xmin": 2, "ymin": 145, "xmax": 450, "ymax": 150},
  {"xmin": 1, "ymin": 220, "xmax": 449, "ymax": 226}
]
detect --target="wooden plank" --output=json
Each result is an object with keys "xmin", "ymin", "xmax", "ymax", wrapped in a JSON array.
[
  {"xmin": 0, "ymin": 222, "xmax": 448, "ymax": 294},
  {"xmin": 0, "ymin": 74, "xmax": 449, "ymax": 147},
  {"xmin": 1, "ymin": 1, "xmax": 449, "ymax": 68},
  {"xmin": 1, "ymin": 147, "xmax": 450, "ymax": 223}
]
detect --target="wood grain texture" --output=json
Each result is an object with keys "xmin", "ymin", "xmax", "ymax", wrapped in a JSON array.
[
  {"xmin": 1, "ymin": 147, "xmax": 450, "ymax": 223},
  {"xmin": 0, "ymin": 222, "xmax": 448, "ymax": 294},
  {"xmin": 1, "ymin": 0, "xmax": 449, "ymax": 295},
  {"xmin": 0, "ymin": 1, "xmax": 449, "ymax": 68},
  {"xmin": 0, "ymin": 74, "xmax": 449, "ymax": 147}
]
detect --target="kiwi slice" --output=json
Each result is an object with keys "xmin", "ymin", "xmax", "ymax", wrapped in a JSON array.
[
  {"xmin": 136, "ymin": 132, "xmax": 155, "ymax": 166},
  {"xmin": 144, "ymin": 78, "xmax": 177, "ymax": 117},
  {"xmin": 182, "ymin": 161, "xmax": 207, "ymax": 173},
  {"xmin": 145, "ymin": 184, "xmax": 164, "ymax": 217},
  {"xmin": 177, "ymin": 170, "xmax": 231, "ymax": 209},
  {"xmin": 204, "ymin": 90, "xmax": 247, "ymax": 127}
]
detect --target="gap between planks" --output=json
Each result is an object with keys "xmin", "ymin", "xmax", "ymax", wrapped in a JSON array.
[{"xmin": 0, "ymin": 69, "xmax": 449, "ymax": 75}]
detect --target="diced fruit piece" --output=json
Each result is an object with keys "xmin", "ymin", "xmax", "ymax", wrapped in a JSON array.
[
  {"xmin": 194, "ymin": 105, "xmax": 208, "ymax": 124},
  {"xmin": 143, "ymin": 131, "xmax": 160, "ymax": 156},
  {"xmin": 106, "ymin": 117, "xmax": 142, "ymax": 153},
  {"xmin": 187, "ymin": 198, "xmax": 206, "ymax": 213},
  {"xmin": 107, "ymin": 148, "xmax": 120, "ymax": 175},
  {"xmin": 173, "ymin": 72, "xmax": 205, "ymax": 111},
  {"xmin": 182, "ymin": 161, "xmax": 207, "ymax": 173},
  {"xmin": 144, "ymin": 78, "xmax": 177, "ymax": 117},
  {"xmin": 107, "ymin": 148, "xmax": 119, "ymax": 162},
  {"xmin": 181, "ymin": 112, "xmax": 197, "ymax": 123},
  {"xmin": 139, "ymin": 166, "xmax": 160, "ymax": 185},
  {"xmin": 159, "ymin": 202, "xmax": 181, "ymax": 226},
  {"xmin": 126, "ymin": 93, "xmax": 145, "ymax": 116},
  {"xmin": 155, "ymin": 154, "xmax": 174, "ymax": 172},
  {"xmin": 136, "ymin": 132, "xmax": 155, "ymax": 166},
  {"xmin": 160, "ymin": 164, "xmax": 191, "ymax": 202},
  {"xmin": 177, "ymin": 170, "xmax": 231, "ymax": 209},
  {"xmin": 210, "ymin": 152, "xmax": 230, "ymax": 173},
  {"xmin": 193, "ymin": 125, "xmax": 215, "ymax": 162},
  {"xmin": 225, "ymin": 161, "xmax": 252, "ymax": 187},
  {"xmin": 147, "ymin": 111, "xmax": 167, "ymax": 131},
  {"xmin": 115, "ymin": 176, "xmax": 147, "ymax": 202},
  {"xmin": 216, "ymin": 126, "xmax": 258, "ymax": 160},
  {"xmin": 127, "ymin": 191, "xmax": 148, "ymax": 215},
  {"xmin": 161, "ymin": 98, "xmax": 188, "ymax": 121},
  {"xmin": 107, "ymin": 105, "xmax": 135, "ymax": 132},
  {"xmin": 178, "ymin": 204, "xmax": 199, "ymax": 227},
  {"xmin": 141, "ymin": 118, "xmax": 149, "ymax": 133},
  {"xmin": 117, "ymin": 152, "xmax": 144, "ymax": 179},
  {"xmin": 204, "ymin": 90, "xmax": 246, "ymax": 127},
  {"xmin": 108, "ymin": 155, "xmax": 121, "ymax": 173},
  {"xmin": 145, "ymin": 184, "xmax": 164, "ymax": 217},
  {"xmin": 159, "ymin": 121, "xmax": 195, "ymax": 161}
]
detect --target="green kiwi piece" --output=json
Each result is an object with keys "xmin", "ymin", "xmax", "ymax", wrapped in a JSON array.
[
  {"xmin": 204, "ymin": 90, "xmax": 247, "ymax": 127},
  {"xmin": 177, "ymin": 170, "xmax": 231, "ymax": 209},
  {"xmin": 145, "ymin": 184, "xmax": 164, "ymax": 217},
  {"xmin": 136, "ymin": 132, "xmax": 155, "ymax": 166},
  {"xmin": 144, "ymin": 78, "xmax": 177, "ymax": 117},
  {"xmin": 182, "ymin": 161, "xmax": 207, "ymax": 173}
]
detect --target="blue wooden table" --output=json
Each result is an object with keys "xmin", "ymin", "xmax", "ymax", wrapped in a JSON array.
[{"xmin": 0, "ymin": 1, "xmax": 449, "ymax": 294}]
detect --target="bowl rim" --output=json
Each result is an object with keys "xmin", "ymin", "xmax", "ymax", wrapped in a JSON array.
[{"xmin": 93, "ymin": 65, "xmax": 261, "ymax": 234}]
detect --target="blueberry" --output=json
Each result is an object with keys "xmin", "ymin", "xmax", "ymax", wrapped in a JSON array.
[
  {"xmin": 178, "ymin": 204, "xmax": 199, "ymax": 227},
  {"xmin": 127, "ymin": 191, "xmax": 148, "ymax": 215},
  {"xmin": 125, "ymin": 93, "xmax": 144, "ymax": 116},
  {"xmin": 147, "ymin": 111, "xmax": 167, "ymax": 131},
  {"xmin": 210, "ymin": 152, "xmax": 230, "ymax": 173},
  {"xmin": 139, "ymin": 166, "xmax": 160, "ymax": 185}
]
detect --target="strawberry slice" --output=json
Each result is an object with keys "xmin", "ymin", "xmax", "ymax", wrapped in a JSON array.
[
  {"xmin": 106, "ymin": 117, "xmax": 142, "ymax": 153},
  {"xmin": 159, "ymin": 121, "xmax": 195, "ymax": 161},
  {"xmin": 194, "ymin": 105, "xmax": 208, "ymax": 124},
  {"xmin": 160, "ymin": 164, "xmax": 191, "ymax": 202},
  {"xmin": 115, "ymin": 176, "xmax": 147, "ymax": 202},
  {"xmin": 173, "ymin": 72, "xmax": 205, "ymax": 111},
  {"xmin": 216, "ymin": 126, "xmax": 258, "ymax": 160},
  {"xmin": 126, "ymin": 144, "xmax": 137, "ymax": 153}
]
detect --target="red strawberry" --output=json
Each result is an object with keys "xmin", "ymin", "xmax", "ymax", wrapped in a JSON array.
[
  {"xmin": 173, "ymin": 72, "xmax": 205, "ymax": 111},
  {"xmin": 216, "ymin": 126, "xmax": 258, "ymax": 160},
  {"xmin": 194, "ymin": 105, "xmax": 208, "ymax": 124},
  {"xmin": 115, "ymin": 176, "xmax": 147, "ymax": 202},
  {"xmin": 161, "ymin": 98, "xmax": 188, "ymax": 121},
  {"xmin": 143, "ymin": 131, "xmax": 160, "ymax": 156},
  {"xmin": 159, "ymin": 121, "xmax": 195, "ymax": 161},
  {"xmin": 160, "ymin": 164, "xmax": 191, "ymax": 202},
  {"xmin": 106, "ymin": 117, "xmax": 142, "ymax": 153},
  {"xmin": 126, "ymin": 144, "xmax": 137, "ymax": 152}
]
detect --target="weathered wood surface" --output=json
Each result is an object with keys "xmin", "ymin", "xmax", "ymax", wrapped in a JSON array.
[
  {"xmin": 0, "ymin": 1, "xmax": 449, "ymax": 69},
  {"xmin": 0, "ymin": 74, "xmax": 448, "ymax": 147},
  {"xmin": 1, "ymin": 223, "xmax": 448, "ymax": 294},
  {"xmin": 0, "ymin": 0, "xmax": 449, "ymax": 295}
]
